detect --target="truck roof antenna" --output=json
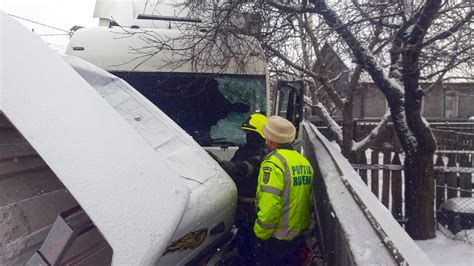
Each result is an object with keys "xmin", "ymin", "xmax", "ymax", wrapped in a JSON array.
[{"xmin": 137, "ymin": 14, "xmax": 202, "ymax": 24}]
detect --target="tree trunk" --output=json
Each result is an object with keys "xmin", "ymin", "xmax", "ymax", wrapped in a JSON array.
[
  {"xmin": 404, "ymin": 152, "xmax": 436, "ymax": 239},
  {"xmin": 401, "ymin": 10, "xmax": 438, "ymax": 238},
  {"xmin": 342, "ymin": 67, "xmax": 361, "ymax": 158},
  {"xmin": 402, "ymin": 86, "xmax": 436, "ymax": 239},
  {"xmin": 341, "ymin": 101, "xmax": 354, "ymax": 158},
  {"xmin": 386, "ymin": 87, "xmax": 436, "ymax": 239}
]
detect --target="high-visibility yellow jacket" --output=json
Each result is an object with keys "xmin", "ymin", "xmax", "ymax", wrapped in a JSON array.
[{"xmin": 254, "ymin": 146, "xmax": 313, "ymax": 240}]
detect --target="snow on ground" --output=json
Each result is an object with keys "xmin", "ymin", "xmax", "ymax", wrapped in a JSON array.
[{"xmin": 416, "ymin": 228, "xmax": 474, "ymax": 265}]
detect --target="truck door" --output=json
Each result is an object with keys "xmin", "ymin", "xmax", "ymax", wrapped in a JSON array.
[{"xmin": 273, "ymin": 80, "xmax": 305, "ymax": 131}]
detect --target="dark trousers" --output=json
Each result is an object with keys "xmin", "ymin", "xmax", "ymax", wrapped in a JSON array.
[
  {"xmin": 256, "ymin": 236, "xmax": 304, "ymax": 266},
  {"xmin": 235, "ymin": 202, "xmax": 258, "ymax": 265}
]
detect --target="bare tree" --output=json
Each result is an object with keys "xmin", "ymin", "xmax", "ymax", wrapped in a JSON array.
[
  {"xmin": 275, "ymin": 0, "xmax": 470, "ymax": 239},
  {"xmin": 137, "ymin": 0, "xmax": 472, "ymax": 239}
]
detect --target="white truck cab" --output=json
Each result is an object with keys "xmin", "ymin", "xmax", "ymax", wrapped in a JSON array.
[
  {"xmin": 66, "ymin": 23, "xmax": 270, "ymax": 161},
  {"xmin": 65, "ymin": 0, "xmax": 308, "ymax": 157}
]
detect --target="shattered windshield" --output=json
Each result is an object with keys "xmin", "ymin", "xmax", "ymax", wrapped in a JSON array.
[
  {"xmin": 112, "ymin": 72, "xmax": 266, "ymax": 146},
  {"xmin": 210, "ymin": 76, "xmax": 266, "ymax": 145}
]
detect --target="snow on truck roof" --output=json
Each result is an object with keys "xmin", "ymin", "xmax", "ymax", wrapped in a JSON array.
[{"xmin": 0, "ymin": 12, "xmax": 233, "ymax": 264}]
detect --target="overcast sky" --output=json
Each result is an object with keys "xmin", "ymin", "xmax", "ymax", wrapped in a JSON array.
[{"xmin": 1, "ymin": 0, "xmax": 98, "ymax": 52}]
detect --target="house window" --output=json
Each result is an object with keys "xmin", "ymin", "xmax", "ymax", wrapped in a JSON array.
[{"xmin": 444, "ymin": 92, "xmax": 459, "ymax": 118}]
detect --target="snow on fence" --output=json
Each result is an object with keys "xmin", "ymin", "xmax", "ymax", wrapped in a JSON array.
[{"xmin": 301, "ymin": 121, "xmax": 432, "ymax": 265}]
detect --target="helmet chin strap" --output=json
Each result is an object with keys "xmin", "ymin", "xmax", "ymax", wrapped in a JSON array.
[{"xmin": 246, "ymin": 131, "xmax": 264, "ymax": 144}]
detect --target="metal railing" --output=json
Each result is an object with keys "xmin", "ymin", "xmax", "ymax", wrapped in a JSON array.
[{"xmin": 301, "ymin": 121, "xmax": 432, "ymax": 265}]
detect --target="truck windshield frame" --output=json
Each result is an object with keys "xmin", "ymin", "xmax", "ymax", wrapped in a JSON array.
[{"xmin": 111, "ymin": 71, "xmax": 267, "ymax": 146}]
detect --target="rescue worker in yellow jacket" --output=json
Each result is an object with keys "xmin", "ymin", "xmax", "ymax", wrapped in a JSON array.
[{"xmin": 254, "ymin": 115, "xmax": 313, "ymax": 265}]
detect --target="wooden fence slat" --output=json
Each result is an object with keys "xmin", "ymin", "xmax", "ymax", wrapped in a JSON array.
[
  {"xmin": 371, "ymin": 150, "xmax": 379, "ymax": 198},
  {"xmin": 435, "ymin": 154, "xmax": 446, "ymax": 210},
  {"xmin": 436, "ymin": 150, "xmax": 474, "ymax": 154},
  {"xmin": 359, "ymin": 152, "xmax": 368, "ymax": 184},
  {"xmin": 391, "ymin": 153, "xmax": 403, "ymax": 220},
  {"xmin": 353, "ymin": 164, "xmax": 474, "ymax": 173},
  {"xmin": 382, "ymin": 151, "xmax": 391, "ymax": 208},
  {"xmin": 352, "ymin": 164, "xmax": 403, "ymax": 170},
  {"xmin": 459, "ymin": 154, "xmax": 472, "ymax": 197},
  {"xmin": 433, "ymin": 166, "xmax": 474, "ymax": 173},
  {"xmin": 446, "ymin": 154, "xmax": 458, "ymax": 199}
]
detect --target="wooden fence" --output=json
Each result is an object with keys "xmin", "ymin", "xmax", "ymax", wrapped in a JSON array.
[
  {"xmin": 352, "ymin": 151, "xmax": 405, "ymax": 222},
  {"xmin": 350, "ymin": 127, "xmax": 474, "ymax": 224},
  {"xmin": 352, "ymin": 150, "xmax": 473, "ymax": 223},
  {"xmin": 434, "ymin": 151, "xmax": 474, "ymax": 209},
  {"xmin": 433, "ymin": 128, "xmax": 474, "ymax": 150},
  {"xmin": 312, "ymin": 120, "xmax": 474, "ymax": 223}
]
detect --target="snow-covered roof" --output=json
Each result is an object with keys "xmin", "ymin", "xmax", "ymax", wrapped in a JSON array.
[{"xmin": 1, "ymin": 11, "xmax": 193, "ymax": 264}]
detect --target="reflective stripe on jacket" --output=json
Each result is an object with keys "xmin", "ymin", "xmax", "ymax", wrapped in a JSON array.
[{"xmin": 254, "ymin": 147, "xmax": 313, "ymax": 240}]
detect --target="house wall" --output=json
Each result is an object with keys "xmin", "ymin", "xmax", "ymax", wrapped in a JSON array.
[
  {"xmin": 452, "ymin": 84, "xmax": 474, "ymax": 118},
  {"xmin": 353, "ymin": 82, "xmax": 473, "ymax": 119},
  {"xmin": 421, "ymin": 86, "xmax": 443, "ymax": 118},
  {"xmin": 421, "ymin": 83, "xmax": 474, "ymax": 119},
  {"xmin": 353, "ymin": 85, "xmax": 387, "ymax": 119}
]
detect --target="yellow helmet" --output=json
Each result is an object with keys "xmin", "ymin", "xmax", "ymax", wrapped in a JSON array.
[{"xmin": 241, "ymin": 113, "xmax": 267, "ymax": 138}]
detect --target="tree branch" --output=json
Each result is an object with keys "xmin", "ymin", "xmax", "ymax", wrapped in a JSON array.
[
  {"xmin": 352, "ymin": 110, "xmax": 391, "ymax": 153},
  {"xmin": 423, "ymin": 10, "xmax": 473, "ymax": 47},
  {"xmin": 310, "ymin": 0, "xmax": 416, "ymax": 155}
]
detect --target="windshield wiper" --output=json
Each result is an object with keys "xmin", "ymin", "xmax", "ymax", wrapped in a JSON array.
[{"xmin": 209, "ymin": 138, "xmax": 237, "ymax": 147}]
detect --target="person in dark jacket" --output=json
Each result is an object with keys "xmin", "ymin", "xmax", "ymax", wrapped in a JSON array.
[{"xmin": 217, "ymin": 113, "xmax": 268, "ymax": 265}]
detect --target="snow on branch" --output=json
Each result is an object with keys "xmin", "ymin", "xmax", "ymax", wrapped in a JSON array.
[
  {"xmin": 311, "ymin": 102, "xmax": 343, "ymax": 144},
  {"xmin": 352, "ymin": 110, "xmax": 391, "ymax": 153},
  {"xmin": 310, "ymin": 0, "xmax": 404, "ymax": 100}
]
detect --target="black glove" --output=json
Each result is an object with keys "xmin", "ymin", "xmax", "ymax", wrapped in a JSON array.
[
  {"xmin": 220, "ymin": 160, "xmax": 237, "ymax": 175},
  {"xmin": 206, "ymin": 151, "xmax": 221, "ymax": 163}
]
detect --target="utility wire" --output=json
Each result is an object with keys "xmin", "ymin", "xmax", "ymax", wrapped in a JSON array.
[
  {"xmin": 37, "ymin": 33, "xmax": 71, "ymax": 36},
  {"xmin": 7, "ymin": 13, "xmax": 71, "ymax": 34}
]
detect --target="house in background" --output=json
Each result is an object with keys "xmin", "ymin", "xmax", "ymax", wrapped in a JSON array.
[
  {"xmin": 312, "ymin": 45, "xmax": 473, "ymax": 120},
  {"xmin": 352, "ymin": 82, "xmax": 474, "ymax": 119}
]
